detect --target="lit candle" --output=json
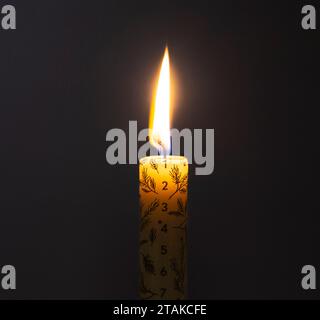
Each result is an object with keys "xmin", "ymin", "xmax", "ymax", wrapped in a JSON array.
[{"xmin": 139, "ymin": 47, "xmax": 188, "ymax": 300}]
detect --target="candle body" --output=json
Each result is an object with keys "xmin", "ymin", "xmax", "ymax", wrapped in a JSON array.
[{"xmin": 139, "ymin": 156, "xmax": 188, "ymax": 300}]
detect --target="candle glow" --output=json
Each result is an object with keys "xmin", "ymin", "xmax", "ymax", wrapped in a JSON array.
[
  {"xmin": 149, "ymin": 47, "xmax": 171, "ymax": 155},
  {"xmin": 139, "ymin": 47, "xmax": 189, "ymax": 300}
]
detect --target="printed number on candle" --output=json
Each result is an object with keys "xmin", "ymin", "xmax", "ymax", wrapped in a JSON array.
[
  {"xmin": 161, "ymin": 224, "xmax": 167, "ymax": 233},
  {"xmin": 161, "ymin": 245, "xmax": 167, "ymax": 255},
  {"xmin": 162, "ymin": 181, "xmax": 168, "ymax": 190},
  {"xmin": 162, "ymin": 202, "xmax": 168, "ymax": 212},
  {"xmin": 160, "ymin": 288, "xmax": 167, "ymax": 297},
  {"xmin": 160, "ymin": 267, "xmax": 167, "ymax": 276}
]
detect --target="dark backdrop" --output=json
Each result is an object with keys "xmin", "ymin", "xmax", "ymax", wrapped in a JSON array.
[{"xmin": 0, "ymin": 0, "xmax": 319, "ymax": 299}]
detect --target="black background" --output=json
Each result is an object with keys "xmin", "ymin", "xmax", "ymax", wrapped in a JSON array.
[{"xmin": 0, "ymin": 0, "xmax": 319, "ymax": 299}]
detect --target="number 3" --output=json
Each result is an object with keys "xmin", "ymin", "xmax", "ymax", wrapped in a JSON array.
[{"xmin": 162, "ymin": 202, "xmax": 168, "ymax": 212}]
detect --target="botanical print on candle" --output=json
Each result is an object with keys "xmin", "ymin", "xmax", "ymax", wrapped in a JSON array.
[{"xmin": 139, "ymin": 156, "xmax": 188, "ymax": 300}]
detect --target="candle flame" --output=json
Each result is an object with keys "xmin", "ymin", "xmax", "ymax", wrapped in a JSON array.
[{"xmin": 149, "ymin": 47, "xmax": 171, "ymax": 155}]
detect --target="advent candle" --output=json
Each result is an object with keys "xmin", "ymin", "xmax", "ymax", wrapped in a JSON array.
[{"xmin": 139, "ymin": 47, "xmax": 189, "ymax": 300}]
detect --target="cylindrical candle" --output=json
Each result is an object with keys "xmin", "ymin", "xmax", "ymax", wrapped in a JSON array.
[{"xmin": 139, "ymin": 155, "xmax": 188, "ymax": 300}]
